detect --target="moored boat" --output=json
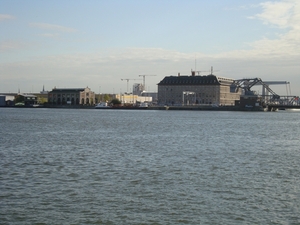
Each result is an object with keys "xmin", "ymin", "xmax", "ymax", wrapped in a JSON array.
[
  {"xmin": 95, "ymin": 102, "xmax": 149, "ymax": 110},
  {"xmin": 95, "ymin": 102, "xmax": 111, "ymax": 109}
]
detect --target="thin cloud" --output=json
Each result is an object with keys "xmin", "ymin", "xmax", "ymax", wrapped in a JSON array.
[
  {"xmin": 252, "ymin": 1, "xmax": 296, "ymax": 28},
  {"xmin": 223, "ymin": 4, "xmax": 259, "ymax": 11},
  {"xmin": 223, "ymin": 0, "xmax": 300, "ymax": 59},
  {"xmin": 0, "ymin": 14, "xmax": 15, "ymax": 21},
  {"xmin": 39, "ymin": 33, "xmax": 60, "ymax": 38},
  {"xmin": 0, "ymin": 40, "xmax": 24, "ymax": 52},
  {"xmin": 29, "ymin": 22, "xmax": 77, "ymax": 33}
]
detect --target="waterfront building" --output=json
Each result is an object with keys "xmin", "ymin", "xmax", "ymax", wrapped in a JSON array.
[
  {"xmin": 140, "ymin": 91, "xmax": 158, "ymax": 104},
  {"xmin": 0, "ymin": 95, "xmax": 15, "ymax": 106},
  {"xmin": 157, "ymin": 71, "xmax": 241, "ymax": 106},
  {"xmin": 115, "ymin": 94, "xmax": 152, "ymax": 104},
  {"xmin": 48, "ymin": 87, "xmax": 95, "ymax": 105},
  {"xmin": 15, "ymin": 94, "xmax": 38, "ymax": 106},
  {"xmin": 0, "ymin": 96, "xmax": 5, "ymax": 106}
]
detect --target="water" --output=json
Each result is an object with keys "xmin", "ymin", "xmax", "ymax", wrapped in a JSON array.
[{"xmin": 1, "ymin": 108, "xmax": 300, "ymax": 224}]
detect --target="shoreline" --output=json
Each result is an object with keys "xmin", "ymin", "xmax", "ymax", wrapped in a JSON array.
[{"xmin": 1, "ymin": 105, "xmax": 266, "ymax": 111}]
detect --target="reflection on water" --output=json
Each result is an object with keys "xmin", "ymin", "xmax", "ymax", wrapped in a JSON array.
[{"xmin": 1, "ymin": 108, "xmax": 300, "ymax": 224}]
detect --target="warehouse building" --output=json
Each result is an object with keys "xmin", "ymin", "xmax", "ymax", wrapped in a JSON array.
[
  {"xmin": 48, "ymin": 87, "xmax": 95, "ymax": 105},
  {"xmin": 157, "ymin": 71, "xmax": 241, "ymax": 106}
]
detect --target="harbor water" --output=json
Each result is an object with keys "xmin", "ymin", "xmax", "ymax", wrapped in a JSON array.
[{"xmin": 1, "ymin": 108, "xmax": 300, "ymax": 224}]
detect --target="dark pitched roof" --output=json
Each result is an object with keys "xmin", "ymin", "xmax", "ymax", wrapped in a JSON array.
[
  {"xmin": 49, "ymin": 88, "xmax": 85, "ymax": 93},
  {"xmin": 157, "ymin": 75, "xmax": 221, "ymax": 86}
]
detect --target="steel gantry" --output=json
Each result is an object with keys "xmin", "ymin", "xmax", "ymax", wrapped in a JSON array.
[
  {"xmin": 230, "ymin": 78, "xmax": 299, "ymax": 106},
  {"xmin": 230, "ymin": 78, "xmax": 280, "ymax": 102}
]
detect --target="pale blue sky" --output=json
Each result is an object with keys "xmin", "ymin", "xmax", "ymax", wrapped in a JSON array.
[{"xmin": 1, "ymin": 0, "xmax": 300, "ymax": 95}]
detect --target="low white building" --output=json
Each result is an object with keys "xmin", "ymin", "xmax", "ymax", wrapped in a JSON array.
[{"xmin": 115, "ymin": 94, "xmax": 152, "ymax": 104}]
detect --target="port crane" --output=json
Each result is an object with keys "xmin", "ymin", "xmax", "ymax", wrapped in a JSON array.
[
  {"xmin": 138, "ymin": 75, "xmax": 156, "ymax": 91},
  {"xmin": 253, "ymin": 81, "xmax": 290, "ymax": 97},
  {"xmin": 230, "ymin": 78, "xmax": 280, "ymax": 96},
  {"xmin": 121, "ymin": 78, "xmax": 142, "ymax": 93},
  {"xmin": 231, "ymin": 78, "xmax": 300, "ymax": 109},
  {"xmin": 191, "ymin": 66, "xmax": 219, "ymax": 75},
  {"xmin": 209, "ymin": 66, "xmax": 219, "ymax": 75},
  {"xmin": 191, "ymin": 69, "xmax": 210, "ymax": 75}
]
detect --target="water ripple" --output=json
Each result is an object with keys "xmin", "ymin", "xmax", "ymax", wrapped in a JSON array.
[{"xmin": 1, "ymin": 109, "xmax": 300, "ymax": 224}]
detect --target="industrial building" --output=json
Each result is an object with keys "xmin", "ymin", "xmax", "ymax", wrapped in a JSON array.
[
  {"xmin": 0, "ymin": 95, "xmax": 15, "ymax": 106},
  {"xmin": 140, "ymin": 91, "xmax": 158, "ymax": 104},
  {"xmin": 48, "ymin": 87, "xmax": 95, "ymax": 105},
  {"xmin": 157, "ymin": 71, "xmax": 242, "ymax": 106}
]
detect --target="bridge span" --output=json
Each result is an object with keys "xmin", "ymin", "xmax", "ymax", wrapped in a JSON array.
[{"xmin": 265, "ymin": 95, "xmax": 300, "ymax": 111}]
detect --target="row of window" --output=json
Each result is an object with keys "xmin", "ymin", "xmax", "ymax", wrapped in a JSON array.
[
  {"xmin": 49, "ymin": 97, "xmax": 77, "ymax": 100},
  {"xmin": 164, "ymin": 79, "xmax": 218, "ymax": 84},
  {"xmin": 162, "ymin": 100, "xmax": 214, "ymax": 105},
  {"xmin": 48, "ymin": 98, "xmax": 91, "ymax": 104},
  {"xmin": 164, "ymin": 94, "xmax": 216, "ymax": 98},
  {"xmin": 162, "ymin": 90, "xmax": 218, "ymax": 98},
  {"xmin": 49, "ymin": 94, "xmax": 79, "ymax": 98}
]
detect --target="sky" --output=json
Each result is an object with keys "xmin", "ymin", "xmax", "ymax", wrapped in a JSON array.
[{"xmin": 1, "ymin": 0, "xmax": 300, "ymax": 96}]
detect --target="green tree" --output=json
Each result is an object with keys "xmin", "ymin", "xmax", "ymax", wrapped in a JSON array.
[
  {"xmin": 14, "ymin": 95, "xmax": 24, "ymax": 103},
  {"xmin": 110, "ymin": 98, "xmax": 121, "ymax": 105},
  {"xmin": 103, "ymin": 94, "xmax": 110, "ymax": 102}
]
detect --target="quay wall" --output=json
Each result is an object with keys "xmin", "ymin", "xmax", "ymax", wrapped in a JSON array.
[{"xmin": 148, "ymin": 105, "xmax": 264, "ymax": 111}]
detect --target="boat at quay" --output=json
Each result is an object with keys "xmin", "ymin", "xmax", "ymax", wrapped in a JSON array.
[{"xmin": 95, "ymin": 102, "xmax": 111, "ymax": 109}]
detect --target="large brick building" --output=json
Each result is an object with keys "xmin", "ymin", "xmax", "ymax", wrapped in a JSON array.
[
  {"xmin": 48, "ymin": 87, "xmax": 95, "ymax": 105},
  {"xmin": 157, "ymin": 72, "xmax": 241, "ymax": 106}
]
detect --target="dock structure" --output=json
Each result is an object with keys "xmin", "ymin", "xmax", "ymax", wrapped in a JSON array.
[
  {"xmin": 230, "ymin": 78, "xmax": 299, "ymax": 110},
  {"xmin": 156, "ymin": 74, "xmax": 299, "ymax": 111},
  {"xmin": 266, "ymin": 95, "xmax": 300, "ymax": 111}
]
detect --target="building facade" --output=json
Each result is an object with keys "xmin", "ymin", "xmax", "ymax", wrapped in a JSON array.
[
  {"xmin": 133, "ymin": 83, "xmax": 144, "ymax": 96},
  {"xmin": 0, "ymin": 95, "xmax": 15, "ymax": 106},
  {"xmin": 140, "ymin": 91, "xmax": 158, "ymax": 104},
  {"xmin": 157, "ymin": 73, "xmax": 241, "ymax": 106},
  {"xmin": 14, "ymin": 94, "xmax": 38, "ymax": 106},
  {"xmin": 115, "ymin": 94, "xmax": 152, "ymax": 104},
  {"xmin": 48, "ymin": 87, "xmax": 95, "ymax": 105}
]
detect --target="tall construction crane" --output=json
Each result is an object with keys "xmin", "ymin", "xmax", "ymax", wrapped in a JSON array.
[
  {"xmin": 121, "ymin": 79, "xmax": 141, "ymax": 93},
  {"xmin": 138, "ymin": 75, "xmax": 156, "ymax": 91},
  {"xmin": 209, "ymin": 66, "xmax": 219, "ymax": 75}
]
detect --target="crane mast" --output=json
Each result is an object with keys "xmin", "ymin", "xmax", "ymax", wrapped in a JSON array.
[
  {"xmin": 121, "ymin": 78, "xmax": 142, "ymax": 93},
  {"xmin": 138, "ymin": 75, "xmax": 156, "ymax": 91}
]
